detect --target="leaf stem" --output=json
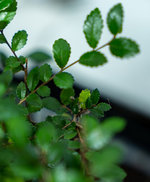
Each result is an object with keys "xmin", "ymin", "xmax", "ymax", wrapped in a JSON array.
[{"xmin": 0, "ymin": 30, "xmax": 25, "ymax": 71}]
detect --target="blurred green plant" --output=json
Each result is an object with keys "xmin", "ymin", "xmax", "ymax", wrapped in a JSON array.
[{"xmin": 0, "ymin": 1, "xmax": 140, "ymax": 181}]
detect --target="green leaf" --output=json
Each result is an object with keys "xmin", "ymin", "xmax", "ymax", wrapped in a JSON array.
[
  {"xmin": 53, "ymin": 38, "xmax": 71, "ymax": 68},
  {"xmin": 11, "ymin": 30, "xmax": 28, "ymax": 51},
  {"xmin": 64, "ymin": 129, "xmax": 77, "ymax": 140},
  {"xmin": 5, "ymin": 56, "xmax": 20, "ymax": 69},
  {"xmin": 0, "ymin": 34, "xmax": 6, "ymax": 43},
  {"xmin": 86, "ymin": 97, "xmax": 92, "ymax": 108},
  {"xmin": 90, "ymin": 102, "xmax": 111, "ymax": 118},
  {"xmin": 4, "ymin": 56, "xmax": 22, "ymax": 73},
  {"xmin": 54, "ymin": 72, "xmax": 74, "ymax": 89},
  {"xmin": 0, "ymin": 83, "xmax": 6, "ymax": 97},
  {"xmin": 36, "ymin": 122, "xmax": 56, "ymax": 147},
  {"xmin": 0, "ymin": 70, "xmax": 13, "ymax": 87},
  {"xmin": 101, "ymin": 117, "xmax": 126, "ymax": 135},
  {"xmin": 70, "ymin": 98, "xmax": 79, "ymax": 114},
  {"xmin": 19, "ymin": 56, "xmax": 26, "ymax": 64},
  {"xmin": 110, "ymin": 37, "xmax": 140, "ymax": 58},
  {"xmin": 16, "ymin": 82, "xmax": 26, "ymax": 99},
  {"xmin": 60, "ymin": 88, "xmax": 75, "ymax": 105},
  {"xmin": 26, "ymin": 94, "xmax": 43, "ymax": 113},
  {"xmin": 91, "ymin": 88, "xmax": 100, "ymax": 105},
  {"xmin": 28, "ymin": 50, "xmax": 52, "ymax": 63},
  {"xmin": 6, "ymin": 116, "xmax": 31, "ymax": 146},
  {"xmin": 27, "ymin": 67, "xmax": 39, "ymax": 91},
  {"xmin": 98, "ymin": 102, "xmax": 111, "ymax": 112},
  {"xmin": 43, "ymin": 97, "xmax": 65, "ymax": 114},
  {"xmin": 47, "ymin": 142, "xmax": 65, "ymax": 166},
  {"xmin": 37, "ymin": 86, "xmax": 50, "ymax": 97},
  {"xmin": 68, "ymin": 140, "xmax": 80, "ymax": 149},
  {"xmin": 0, "ymin": 51, "xmax": 7, "ymax": 67},
  {"xmin": 79, "ymin": 51, "xmax": 107, "ymax": 67},
  {"xmin": 0, "ymin": 0, "xmax": 13, "ymax": 11},
  {"xmin": 39, "ymin": 63, "xmax": 52, "ymax": 82},
  {"xmin": 0, "ymin": 0, "xmax": 17, "ymax": 30},
  {"xmin": 79, "ymin": 89, "xmax": 91, "ymax": 109},
  {"xmin": 81, "ymin": 115, "xmax": 116, "ymax": 150},
  {"xmin": 107, "ymin": 3, "xmax": 123, "ymax": 35},
  {"xmin": 86, "ymin": 145, "xmax": 123, "ymax": 166},
  {"xmin": 83, "ymin": 8, "xmax": 103, "ymax": 48}
]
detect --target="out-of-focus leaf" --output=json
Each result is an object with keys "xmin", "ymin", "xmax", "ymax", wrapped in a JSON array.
[
  {"xmin": 26, "ymin": 94, "xmax": 43, "ymax": 113},
  {"xmin": 64, "ymin": 129, "xmax": 77, "ymax": 140},
  {"xmin": 0, "ymin": 51, "xmax": 7, "ymax": 67},
  {"xmin": 60, "ymin": 88, "xmax": 75, "ymax": 105},
  {"xmin": 0, "ymin": 70, "xmax": 13, "ymax": 87},
  {"xmin": 28, "ymin": 50, "xmax": 52, "ymax": 63},
  {"xmin": 6, "ymin": 116, "xmax": 31, "ymax": 146},
  {"xmin": 68, "ymin": 140, "xmax": 80, "ymax": 149},
  {"xmin": 36, "ymin": 122, "xmax": 57, "ymax": 149}
]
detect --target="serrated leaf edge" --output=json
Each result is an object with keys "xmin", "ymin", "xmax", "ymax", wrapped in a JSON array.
[{"xmin": 83, "ymin": 8, "xmax": 104, "ymax": 49}]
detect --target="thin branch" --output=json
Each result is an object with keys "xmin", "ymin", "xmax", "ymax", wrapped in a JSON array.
[
  {"xmin": 62, "ymin": 114, "xmax": 76, "ymax": 130},
  {"xmin": 62, "ymin": 120, "xmax": 74, "ymax": 130},
  {"xmin": 62, "ymin": 105, "xmax": 73, "ymax": 113},
  {"xmin": 18, "ymin": 38, "xmax": 115, "ymax": 105},
  {"xmin": 0, "ymin": 30, "xmax": 25, "ymax": 71}
]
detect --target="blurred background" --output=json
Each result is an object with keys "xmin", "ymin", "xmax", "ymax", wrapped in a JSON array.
[{"xmin": 0, "ymin": 0, "xmax": 150, "ymax": 181}]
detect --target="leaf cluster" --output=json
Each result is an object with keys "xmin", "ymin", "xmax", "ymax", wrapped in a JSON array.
[{"xmin": 0, "ymin": 1, "xmax": 140, "ymax": 182}]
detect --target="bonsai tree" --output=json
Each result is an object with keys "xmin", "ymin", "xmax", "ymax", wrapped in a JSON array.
[{"xmin": 0, "ymin": 0, "xmax": 139, "ymax": 181}]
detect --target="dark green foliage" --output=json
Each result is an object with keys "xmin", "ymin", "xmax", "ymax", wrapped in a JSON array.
[
  {"xmin": 26, "ymin": 94, "xmax": 43, "ymax": 113},
  {"xmin": 107, "ymin": 3, "xmax": 123, "ymax": 35},
  {"xmin": 0, "ymin": 33, "xmax": 6, "ymax": 43},
  {"xmin": 0, "ymin": 1, "xmax": 140, "ymax": 182},
  {"xmin": 60, "ymin": 88, "xmax": 75, "ymax": 105},
  {"xmin": 43, "ymin": 97, "xmax": 65, "ymax": 114},
  {"xmin": 53, "ymin": 38, "xmax": 71, "ymax": 68},
  {"xmin": 91, "ymin": 88, "xmax": 100, "ymax": 105},
  {"xmin": 27, "ymin": 67, "xmax": 39, "ymax": 91},
  {"xmin": 37, "ymin": 85, "xmax": 50, "ymax": 97},
  {"xmin": 54, "ymin": 72, "xmax": 74, "ymax": 89},
  {"xmin": 11, "ymin": 30, "xmax": 28, "ymax": 51},
  {"xmin": 39, "ymin": 63, "xmax": 52, "ymax": 82},
  {"xmin": 84, "ymin": 8, "xmax": 103, "ymax": 48},
  {"xmin": 16, "ymin": 82, "xmax": 26, "ymax": 99},
  {"xmin": 110, "ymin": 37, "xmax": 140, "ymax": 58},
  {"xmin": 79, "ymin": 51, "xmax": 107, "ymax": 67},
  {"xmin": 0, "ymin": 0, "xmax": 17, "ymax": 30},
  {"xmin": 0, "ymin": 0, "xmax": 13, "ymax": 11},
  {"xmin": 4, "ymin": 56, "xmax": 22, "ymax": 73}
]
